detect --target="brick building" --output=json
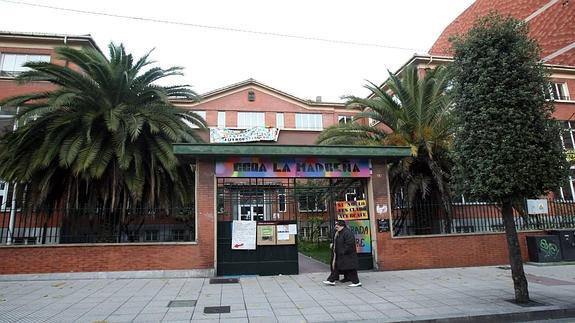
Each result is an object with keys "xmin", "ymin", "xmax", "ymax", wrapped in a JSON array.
[
  {"xmin": 0, "ymin": 31, "xmax": 100, "ymax": 210},
  {"xmin": 376, "ymin": 0, "xmax": 575, "ymax": 270},
  {"xmin": 1, "ymin": 0, "xmax": 574, "ymax": 276}
]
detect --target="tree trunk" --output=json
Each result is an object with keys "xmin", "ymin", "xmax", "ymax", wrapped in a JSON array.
[{"xmin": 501, "ymin": 199, "xmax": 530, "ymax": 303}]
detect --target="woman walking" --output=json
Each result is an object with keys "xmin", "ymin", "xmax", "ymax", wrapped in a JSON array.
[{"xmin": 323, "ymin": 220, "xmax": 361, "ymax": 287}]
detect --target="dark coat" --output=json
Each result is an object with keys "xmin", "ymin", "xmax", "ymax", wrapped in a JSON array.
[{"xmin": 332, "ymin": 227, "xmax": 358, "ymax": 271}]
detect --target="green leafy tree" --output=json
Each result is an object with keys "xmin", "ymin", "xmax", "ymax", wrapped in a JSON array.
[
  {"xmin": 450, "ymin": 14, "xmax": 567, "ymax": 303},
  {"xmin": 318, "ymin": 66, "xmax": 454, "ymax": 232},
  {"xmin": 0, "ymin": 43, "xmax": 206, "ymax": 211}
]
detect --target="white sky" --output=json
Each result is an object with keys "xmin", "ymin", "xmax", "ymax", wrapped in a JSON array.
[{"xmin": 1, "ymin": 0, "xmax": 474, "ymax": 102}]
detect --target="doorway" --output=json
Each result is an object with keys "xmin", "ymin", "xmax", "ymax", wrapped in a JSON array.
[{"xmin": 216, "ymin": 177, "xmax": 373, "ymax": 276}]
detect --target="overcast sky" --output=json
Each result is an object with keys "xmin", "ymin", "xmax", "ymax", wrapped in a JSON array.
[{"xmin": 1, "ymin": 0, "xmax": 474, "ymax": 102}]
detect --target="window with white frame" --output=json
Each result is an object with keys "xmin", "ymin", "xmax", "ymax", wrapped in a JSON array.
[
  {"xmin": 278, "ymin": 188, "xmax": 287, "ymax": 212},
  {"xmin": 0, "ymin": 53, "xmax": 50, "ymax": 77},
  {"xmin": 237, "ymin": 112, "xmax": 265, "ymax": 128},
  {"xmin": 298, "ymin": 194, "xmax": 326, "ymax": 212},
  {"xmin": 550, "ymin": 82, "xmax": 571, "ymax": 101},
  {"xmin": 345, "ymin": 188, "xmax": 357, "ymax": 201},
  {"xmin": 295, "ymin": 113, "xmax": 322, "ymax": 130},
  {"xmin": 276, "ymin": 113, "xmax": 284, "ymax": 129},
  {"xmin": 338, "ymin": 115, "xmax": 353, "ymax": 124},
  {"xmin": 183, "ymin": 110, "xmax": 206, "ymax": 128},
  {"xmin": 217, "ymin": 111, "xmax": 226, "ymax": 128},
  {"xmin": 145, "ymin": 230, "xmax": 159, "ymax": 241}
]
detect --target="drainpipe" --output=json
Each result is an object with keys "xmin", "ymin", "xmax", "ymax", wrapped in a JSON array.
[
  {"xmin": 63, "ymin": 36, "xmax": 69, "ymax": 68},
  {"xmin": 6, "ymin": 107, "xmax": 19, "ymax": 245}
]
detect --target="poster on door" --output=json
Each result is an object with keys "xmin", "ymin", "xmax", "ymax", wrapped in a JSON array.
[
  {"xmin": 347, "ymin": 220, "xmax": 371, "ymax": 253},
  {"xmin": 232, "ymin": 220, "xmax": 257, "ymax": 250},
  {"xmin": 336, "ymin": 200, "xmax": 369, "ymax": 220}
]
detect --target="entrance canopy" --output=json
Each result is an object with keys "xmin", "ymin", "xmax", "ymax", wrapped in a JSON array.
[{"xmin": 173, "ymin": 143, "xmax": 411, "ymax": 159}]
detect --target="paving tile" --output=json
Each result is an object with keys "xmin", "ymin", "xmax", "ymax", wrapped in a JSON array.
[
  {"xmin": 247, "ymin": 308, "xmax": 275, "ymax": 317},
  {"xmin": 245, "ymin": 302, "xmax": 272, "ymax": 310},
  {"xmin": 299, "ymin": 306, "xmax": 328, "ymax": 315},
  {"xmin": 271, "ymin": 302, "xmax": 297, "ymax": 309},
  {"xmin": 105, "ymin": 313, "xmax": 138, "ymax": 322},
  {"xmin": 133, "ymin": 312, "xmax": 167, "ymax": 322},
  {"xmin": 162, "ymin": 311, "xmax": 193, "ymax": 321},
  {"xmin": 354, "ymin": 310, "xmax": 384, "ymax": 320},
  {"xmin": 330, "ymin": 311, "xmax": 361, "ymax": 321},
  {"xmin": 273, "ymin": 307, "xmax": 301, "ymax": 316},
  {"xmin": 140, "ymin": 306, "xmax": 169, "ymax": 314},
  {"xmin": 217, "ymin": 318, "xmax": 249, "ymax": 323},
  {"xmin": 304, "ymin": 313, "xmax": 335, "ymax": 322},
  {"xmin": 277, "ymin": 314, "xmax": 308, "ymax": 323},
  {"xmin": 249, "ymin": 316, "xmax": 278, "ymax": 323}
]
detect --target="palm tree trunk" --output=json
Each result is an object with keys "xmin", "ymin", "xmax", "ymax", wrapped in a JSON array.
[
  {"xmin": 501, "ymin": 199, "xmax": 529, "ymax": 303},
  {"xmin": 428, "ymin": 159, "xmax": 452, "ymax": 233}
]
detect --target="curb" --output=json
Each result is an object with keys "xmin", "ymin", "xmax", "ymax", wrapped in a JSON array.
[{"xmin": 373, "ymin": 306, "xmax": 575, "ymax": 323}]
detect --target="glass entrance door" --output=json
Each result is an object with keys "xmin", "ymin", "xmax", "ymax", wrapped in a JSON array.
[{"xmin": 238, "ymin": 190, "xmax": 265, "ymax": 221}]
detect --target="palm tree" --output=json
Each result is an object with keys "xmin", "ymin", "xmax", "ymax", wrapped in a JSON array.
[
  {"xmin": 0, "ymin": 43, "xmax": 206, "ymax": 211},
  {"xmin": 317, "ymin": 65, "xmax": 453, "ymax": 233}
]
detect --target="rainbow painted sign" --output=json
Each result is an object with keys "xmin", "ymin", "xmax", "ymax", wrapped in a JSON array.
[
  {"xmin": 215, "ymin": 157, "xmax": 370, "ymax": 178},
  {"xmin": 347, "ymin": 220, "xmax": 371, "ymax": 253}
]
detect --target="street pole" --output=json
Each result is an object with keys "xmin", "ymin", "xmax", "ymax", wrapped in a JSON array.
[
  {"xmin": 6, "ymin": 107, "xmax": 18, "ymax": 245},
  {"xmin": 6, "ymin": 183, "xmax": 16, "ymax": 245}
]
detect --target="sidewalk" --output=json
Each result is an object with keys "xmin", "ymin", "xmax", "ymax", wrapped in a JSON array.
[{"xmin": 0, "ymin": 264, "xmax": 574, "ymax": 323}]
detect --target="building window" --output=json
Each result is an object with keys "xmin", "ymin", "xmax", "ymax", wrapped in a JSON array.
[
  {"xmin": 172, "ymin": 230, "xmax": 185, "ymax": 241},
  {"xmin": 184, "ymin": 110, "xmax": 206, "ymax": 128},
  {"xmin": 145, "ymin": 230, "xmax": 159, "ymax": 241},
  {"xmin": 338, "ymin": 115, "xmax": 353, "ymax": 124},
  {"xmin": 278, "ymin": 188, "xmax": 287, "ymax": 212},
  {"xmin": 0, "ymin": 53, "xmax": 50, "ymax": 77},
  {"xmin": 276, "ymin": 113, "xmax": 284, "ymax": 129},
  {"xmin": 237, "ymin": 112, "xmax": 265, "ymax": 128},
  {"xmin": 248, "ymin": 91, "xmax": 255, "ymax": 101},
  {"xmin": 298, "ymin": 194, "xmax": 326, "ymax": 212},
  {"xmin": 295, "ymin": 113, "xmax": 323, "ymax": 130},
  {"xmin": 550, "ymin": 82, "xmax": 571, "ymax": 101},
  {"xmin": 345, "ymin": 188, "xmax": 357, "ymax": 201},
  {"xmin": 217, "ymin": 111, "xmax": 226, "ymax": 128}
]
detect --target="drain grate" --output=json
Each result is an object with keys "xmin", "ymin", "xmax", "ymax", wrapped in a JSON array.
[
  {"xmin": 505, "ymin": 299, "xmax": 548, "ymax": 307},
  {"xmin": 167, "ymin": 300, "xmax": 197, "ymax": 307},
  {"xmin": 209, "ymin": 278, "xmax": 239, "ymax": 284},
  {"xmin": 204, "ymin": 306, "xmax": 231, "ymax": 314}
]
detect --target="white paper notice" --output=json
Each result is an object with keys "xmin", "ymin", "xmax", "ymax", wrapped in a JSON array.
[
  {"xmin": 231, "ymin": 220, "xmax": 256, "ymax": 250},
  {"xmin": 277, "ymin": 233, "xmax": 290, "ymax": 241},
  {"xmin": 277, "ymin": 224, "xmax": 289, "ymax": 234},
  {"xmin": 288, "ymin": 224, "xmax": 297, "ymax": 234}
]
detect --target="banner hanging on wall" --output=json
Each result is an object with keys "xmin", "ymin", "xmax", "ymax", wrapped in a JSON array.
[
  {"xmin": 210, "ymin": 127, "xmax": 279, "ymax": 143},
  {"xmin": 216, "ymin": 157, "xmax": 370, "ymax": 178}
]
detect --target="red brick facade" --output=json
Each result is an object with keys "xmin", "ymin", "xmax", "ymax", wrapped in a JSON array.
[
  {"xmin": 377, "ymin": 231, "xmax": 542, "ymax": 271},
  {"xmin": 430, "ymin": 0, "xmax": 575, "ymax": 66},
  {"xmin": 0, "ymin": 244, "xmax": 208, "ymax": 274},
  {"xmin": 174, "ymin": 80, "xmax": 357, "ymax": 145},
  {"xmin": 0, "ymin": 159, "xmax": 217, "ymax": 275}
]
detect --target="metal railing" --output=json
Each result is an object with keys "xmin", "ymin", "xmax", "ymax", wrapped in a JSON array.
[
  {"xmin": 392, "ymin": 199, "xmax": 575, "ymax": 236},
  {"xmin": 0, "ymin": 205, "xmax": 196, "ymax": 245}
]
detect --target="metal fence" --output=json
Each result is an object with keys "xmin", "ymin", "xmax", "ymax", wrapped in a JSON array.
[
  {"xmin": 0, "ymin": 206, "xmax": 195, "ymax": 245},
  {"xmin": 392, "ymin": 199, "xmax": 575, "ymax": 236}
]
